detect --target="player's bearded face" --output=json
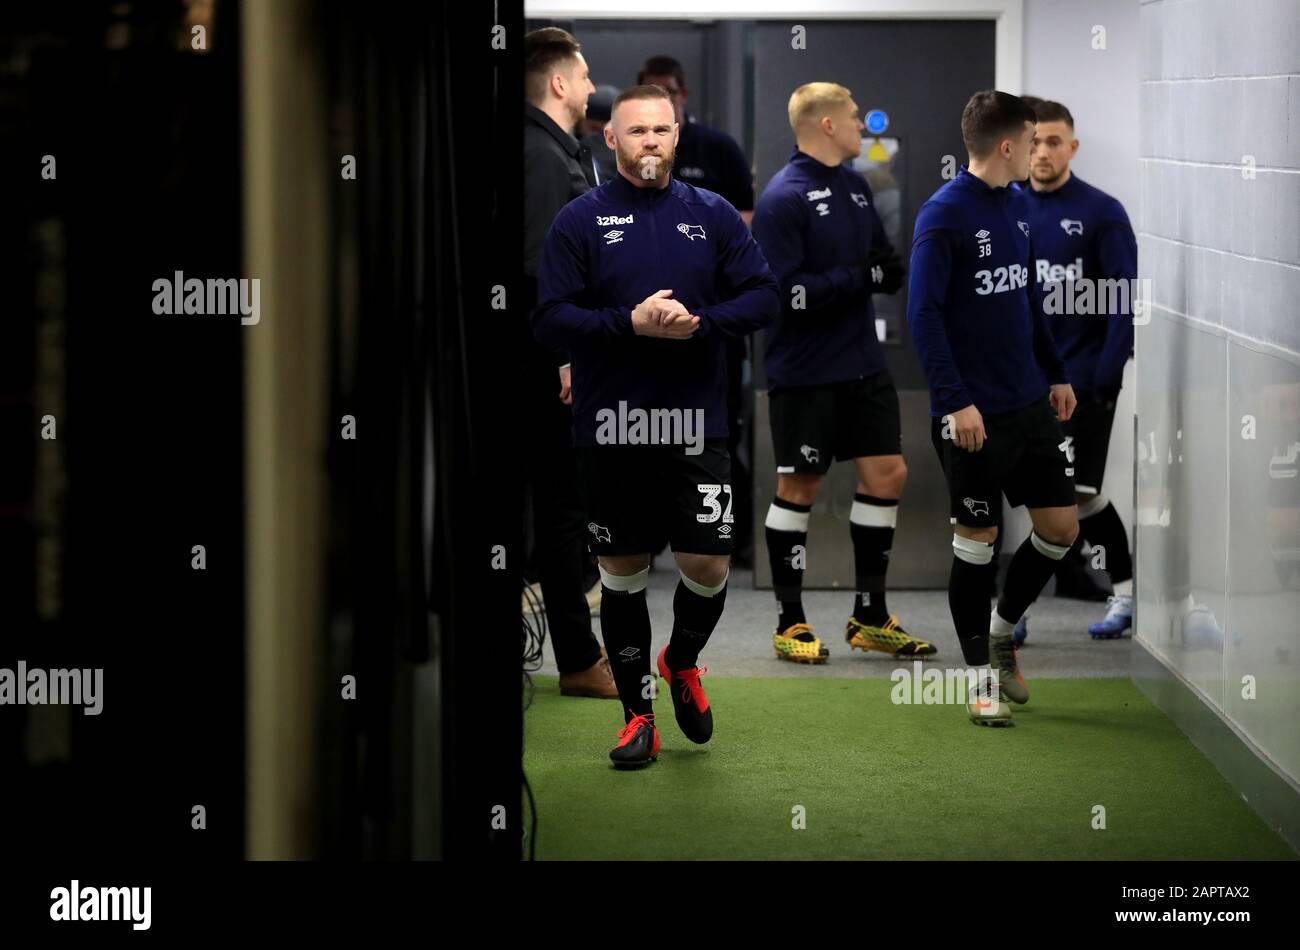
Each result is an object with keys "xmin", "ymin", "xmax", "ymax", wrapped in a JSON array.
[
  {"xmin": 610, "ymin": 100, "xmax": 677, "ymax": 183},
  {"xmin": 615, "ymin": 133, "xmax": 675, "ymax": 182},
  {"xmin": 1031, "ymin": 121, "xmax": 1074, "ymax": 184}
]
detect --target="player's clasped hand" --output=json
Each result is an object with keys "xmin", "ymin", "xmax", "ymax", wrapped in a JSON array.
[
  {"xmin": 1049, "ymin": 383, "xmax": 1077, "ymax": 422},
  {"xmin": 950, "ymin": 403, "xmax": 987, "ymax": 452},
  {"xmin": 632, "ymin": 288, "xmax": 700, "ymax": 339}
]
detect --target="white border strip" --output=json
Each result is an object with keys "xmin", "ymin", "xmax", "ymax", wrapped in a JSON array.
[{"xmin": 525, "ymin": 0, "xmax": 1023, "ymax": 94}]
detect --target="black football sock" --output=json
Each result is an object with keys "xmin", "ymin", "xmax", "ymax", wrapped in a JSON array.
[
  {"xmin": 950, "ymin": 534, "xmax": 995, "ymax": 666},
  {"xmin": 597, "ymin": 567, "xmax": 653, "ymax": 722},
  {"xmin": 766, "ymin": 497, "xmax": 810, "ymax": 632},
  {"xmin": 664, "ymin": 571, "xmax": 729, "ymax": 671},
  {"xmin": 1079, "ymin": 498, "xmax": 1133, "ymax": 586},
  {"xmin": 997, "ymin": 531, "xmax": 1074, "ymax": 629},
  {"xmin": 850, "ymin": 493, "xmax": 897, "ymax": 625}
]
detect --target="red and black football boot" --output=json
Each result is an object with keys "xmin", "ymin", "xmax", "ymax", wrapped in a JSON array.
[
  {"xmin": 609, "ymin": 712, "xmax": 660, "ymax": 769},
  {"xmin": 656, "ymin": 646, "xmax": 713, "ymax": 744}
]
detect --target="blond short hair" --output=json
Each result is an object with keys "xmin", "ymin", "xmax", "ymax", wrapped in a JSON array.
[{"xmin": 788, "ymin": 82, "xmax": 853, "ymax": 137}]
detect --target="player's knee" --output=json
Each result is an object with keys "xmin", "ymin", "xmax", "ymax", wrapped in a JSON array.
[
  {"xmin": 676, "ymin": 553, "xmax": 730, "ymax": 590},
  {"xmin": 777, "ymin": 474, "xmax": 820, "ymax": 507},
  {"xmin": 955, "ymin": 525, "xmax": 998, "ymax": 546},
  {"xmin": 884, "ymin": 459, "xmax": 908, "ymax": 495},
  {"xmin": 952, "ymin": 531, "xmax": 995, "ymax": 563},
  {"xmin": 1036, "ymin": 518, "xmax": 1078, "ymax": 550},
  {"xmin": 598, "ymin": 554, "xmax": 651, "ymax": 582}
]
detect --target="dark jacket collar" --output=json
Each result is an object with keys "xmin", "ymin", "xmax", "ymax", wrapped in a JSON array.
[
  {"xmin": 607, "ymin": 169, "xmax": 676, "ymax": 205},
  {"xmin": 957, "ymin": 165, "xmax": 1017, "ymax": 199},
  {"xmin": 524, "ymin": 102, "xmax": 580, "ymax": 159},
  {"xmin": 788, "ymin": 146, "xmax": 841, "ymax": 182}
]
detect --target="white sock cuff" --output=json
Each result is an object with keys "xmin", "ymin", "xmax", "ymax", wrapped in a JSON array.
[
  {"xmin": 1113, "ymin": 579, "xmax": 1133, "ymax": 596},
  {"xmin": 990, "ymin": 611, "xmax": 1017, "ymax": 636},
  {"xmin": 600, "ymin": 566, "xmax": 649, "ymax": 593},
  {"xmin": 1030, "ymin": 531, "xmax": 1072, "ymax": 561},
  {"xmin": 1077, "ymin": 494, "xmax": 1108, "ymax": 519},
  {"xmin": 680, "ymin": 569, "xmax": 728, "ymax": 597},
  {"xmin": 952, "ymin": 534, "xmax": 994, "ymax": 565},
  {"xmin": 766, "ymin": 503, "xmax": 810, "ymax": 532},
  {"xmin": 851, "ymin": 500, "xmax": 898, "ymax": 528}
]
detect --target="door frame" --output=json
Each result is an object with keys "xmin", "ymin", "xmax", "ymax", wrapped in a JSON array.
[{"xmin": 525, "ymin": 0, "xmax": 1023, "ymax": 94}]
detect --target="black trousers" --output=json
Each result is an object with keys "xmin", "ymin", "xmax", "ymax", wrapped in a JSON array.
[{"xmin": 522, "ymin": 342, "xmax": 602, "ymax": 674}]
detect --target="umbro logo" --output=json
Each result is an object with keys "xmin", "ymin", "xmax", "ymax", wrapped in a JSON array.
[
  {"xmin": 604, "ymin": 229, "xmax": 624, "ymax": 245},
  {"xmin": 1058, "ymin": 436, "xmax": 1076, "ymax": 464},
  {"xmin": 815, "ymin": 202, "xmax": 829, "ymax": 217},
  {"xmin": 1060, "ymin": 218, "xmax": 1084, "ymax": 236},
  {"xmin": 618, "ymin": 646, "xmax": 640, "ymax": 660},
  {"xmin": 677, "ymin": 223, "xmax": 707, "ymax": 241},
  {"xmin": 975, "ymin": 229, "xmax": 990, "ymax": 240}
]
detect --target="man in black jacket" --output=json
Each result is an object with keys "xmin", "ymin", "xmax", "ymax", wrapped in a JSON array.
[{"xmin": 522, "ymin": 27, "xmax": 614, "ymax": 698}]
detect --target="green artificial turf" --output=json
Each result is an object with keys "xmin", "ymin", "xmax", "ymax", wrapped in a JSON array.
[{"xmin": 522, "ymin": 676, "xmax": 1297, "ymax": 860}]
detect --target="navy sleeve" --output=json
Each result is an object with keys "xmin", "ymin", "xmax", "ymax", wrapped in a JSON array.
[
  {"xmin": 1028, "ymin": 233, "xmax": 1069, "ymax": 386},
  {"xmin": 532, "ymin": 211, "xmax": 636, "ymax": 345},
  {"xmin": 906, "ymin": 224, "xmax": 973, "ymax": 414},
  {"xmin": 1093, "ymin": 205, "xmax": 1138, "ymax": 394},
  {"xmin": 752, "ymin": 191, "xmax": 867, "ymax": 315},
  {"xmin": 693, "ymin": 203, "xmax": 780, "ymax": 339}
]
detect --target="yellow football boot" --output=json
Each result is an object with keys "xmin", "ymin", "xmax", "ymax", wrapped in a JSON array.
[
  {"xmin": 845, "ymin": 615, "xmax": 937, "ymax": 658},
  {"xmin": 773, "ymin": 622, "xmax": 830, "ymax": 664}
]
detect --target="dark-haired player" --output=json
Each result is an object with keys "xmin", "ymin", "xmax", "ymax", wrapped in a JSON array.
[
  {"xmin": 907, "ymin": 91, "xmax": 1079, "ymax": 726},
  {"xmin": 1016, "ymin": 98, "xmax": 1137, "ymax": 644}
]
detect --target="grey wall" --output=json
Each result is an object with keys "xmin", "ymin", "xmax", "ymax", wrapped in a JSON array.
[{"xmin": 1134, "ymin": 0, "xmax": 1300, "ymax": 837}]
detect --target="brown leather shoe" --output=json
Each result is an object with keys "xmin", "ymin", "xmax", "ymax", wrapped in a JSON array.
[{"xmin": 559, "ymin": 648, "xmax": 619, "ymax": 699}]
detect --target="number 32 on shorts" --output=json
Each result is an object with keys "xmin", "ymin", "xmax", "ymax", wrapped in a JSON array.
[{"xmin": 696, "ymin": 484, "xmax": 735, "ymax": 524}]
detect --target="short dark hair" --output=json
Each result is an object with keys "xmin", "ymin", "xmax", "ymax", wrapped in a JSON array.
[
  {"xmin": 637, "ymin": 55, "xmax": 686, "ymax": 91},
  {"xmin": 612, "ymin": 84, "xmax": 674, "ymax": 117},
  {"xmin": 1032, "ymin": 99, "xmax": 1074, "ymax": 128},
  {"xmin": 525, "ymin": 27, "xmax": 582, "ymax": 104},
  {"xmin": 1019, "ymin": 94, "xmax": 1045, "ymax": 113},
  {"xmin": 961, "ymin": 90, "xmax": 1038, "ymax": 160}
]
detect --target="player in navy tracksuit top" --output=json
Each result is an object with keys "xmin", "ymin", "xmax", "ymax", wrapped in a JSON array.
[
  {"xmin": 534, "ymin": 85, "xmax": 779, "ymax": 768},
  {"xmin": 907, "ymin": 91, "xmax": 1079, "ymax": 726},
  {"xmin": 751, "ymin": 81, "xmax": 936, "ymax": 667},
  {"xmin": 1016, "ymin": 99, "xmax": 1138, "ymax": 644}
]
